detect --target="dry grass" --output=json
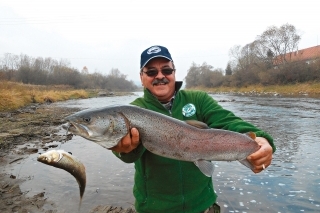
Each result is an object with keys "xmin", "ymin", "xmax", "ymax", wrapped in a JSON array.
[
  {"xmin": 2, "ymin": 81, "xmax": 319, "ymax": 111},
  {"xmin": 191, "ymin": 82, "xmax": 320, "ymax": 97},
  {"xmin": 0, "ymin": 81, "xmax": 90, "ymax": 111}
]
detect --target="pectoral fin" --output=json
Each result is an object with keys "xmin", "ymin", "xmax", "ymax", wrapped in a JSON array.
[
  {"xmin": 194, "ymin": 160, "xmax": 215, "ymax": 177},
  {"xmin": 185, "ymin": 120, "xmax": 210, "ymax": 129},
  {"xmin": 245, "ymin": 132, "xmax": 256, "ymax": 140}
]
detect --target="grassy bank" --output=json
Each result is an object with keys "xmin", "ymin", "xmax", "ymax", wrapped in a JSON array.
[
  {"xmin": 0, "ymin": 81, "xmax": 91, "ymax": 112},
  {"xmin": 191, "ymin": 82, "xmax": 320, "ymax": 97},
  {"xmin": 2, "ymin": 81, "xmax": 319, "ymax": 112}
]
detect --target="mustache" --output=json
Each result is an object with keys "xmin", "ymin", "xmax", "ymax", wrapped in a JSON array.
[{"xmin": 152, "ymin": 78, "xmax": 170, "ymax": 86}]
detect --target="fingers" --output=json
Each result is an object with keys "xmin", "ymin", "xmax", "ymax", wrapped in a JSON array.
[
  {"xmin": 251, "ymin": 160, "xmax": 272, "ymax": 173},
  {"xmin": 131, "ymin": 128, "xmax": 140, "ymax": 149},
  {"xmin": 248, "ymin": 155, "xmax": 272, "ymax": 173},
  {"xmin": 120, "ymin": 133, "xmax": 133, "ymax": 151},
  {"xmin": 248, "ymin": 151, "xmax": 272, "ymax": 167},
  {"xmin": 247, "ymin": 137, "xmax": 273, "ymax": 173},
  {"xmin": 109, "ymin": 128, "xmax": 140, "ymax": 154}
]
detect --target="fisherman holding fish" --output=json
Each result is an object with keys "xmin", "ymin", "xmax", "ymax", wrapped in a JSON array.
[{"xmin": 109, "ymin": 45, "xmax": 276, "ymax": 213}]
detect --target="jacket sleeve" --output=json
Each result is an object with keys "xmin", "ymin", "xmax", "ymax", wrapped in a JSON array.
[{"xmin": 197, "ymin": 92, "xmax": 276, "ymax": 152}]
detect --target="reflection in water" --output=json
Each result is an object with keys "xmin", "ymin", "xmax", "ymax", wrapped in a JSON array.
[{"xmin": 3, "ymin": 92, "xmax": 320, "ymax": 212}]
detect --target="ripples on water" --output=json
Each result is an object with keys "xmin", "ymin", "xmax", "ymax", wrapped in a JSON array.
[
  {"xmin": 3, "ymin": 92, "xmax": 320, "ymax": 212},
  {"xmin": 212, "ymin": 94, "xmax": 320, "ymax": 212}
]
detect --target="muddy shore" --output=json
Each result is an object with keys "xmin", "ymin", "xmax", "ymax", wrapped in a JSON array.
[{"xmin": 0, "ymin": 103, "xmax": 136, "ymax": 213}]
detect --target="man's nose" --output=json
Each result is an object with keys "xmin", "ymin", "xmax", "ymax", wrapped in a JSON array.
[{"xmin": 155, "ymin": 70, "xmax": 165, "ymax": 78}]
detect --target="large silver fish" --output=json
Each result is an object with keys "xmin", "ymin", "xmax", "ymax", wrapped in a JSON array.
[
  {"xmin": 37, "ymin": 150, "xmax": 86, "ymax": 206},
  {"xmin": 63, "ymin": 105, "xmax": 260, "ymax": 176}
]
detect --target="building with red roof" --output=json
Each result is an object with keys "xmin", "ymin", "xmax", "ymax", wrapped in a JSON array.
[{"xmin": 274, "ymin": 45, "xmax": 320, "ymax": 66}]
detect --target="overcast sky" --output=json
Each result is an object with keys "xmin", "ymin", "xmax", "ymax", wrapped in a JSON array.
[{"xmin": 1, "ymin": 0, "xmax": 319, "ymax": 83}]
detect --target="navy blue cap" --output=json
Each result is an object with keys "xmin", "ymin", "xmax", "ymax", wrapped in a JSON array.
[{"xmin": 140, "ymin": 45, "xmax": 173, "ymax": 69}]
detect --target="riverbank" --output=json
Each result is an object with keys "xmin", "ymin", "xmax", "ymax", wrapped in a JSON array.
[
  {"xmin": 0, "ymin": 104, "xmax": 136, "ymax": 212},
  {"xmin": 190, "ymin": 82, "xmax": 320, "ymax": 98},
  {"xmin": 0, "ymin": 81, "xmax": 135, "ymax": 112},
  {"xmin": 2, "ymin": 81, "xmax": 319, "ymax": 112},
  {"xmin": 0, "ymin": 104, "xmax": 80, "ymax": 212}
]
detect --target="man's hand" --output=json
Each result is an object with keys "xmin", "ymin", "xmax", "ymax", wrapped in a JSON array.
[
  {"xmin": 247, "ymin": 137, "xmax": 273, "ymax": 173},
  {"xmin": 109, "ymin": 128, "xmax": 140, "ymax": 153}
]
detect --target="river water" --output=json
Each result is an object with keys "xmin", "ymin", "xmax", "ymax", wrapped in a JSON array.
[{"xmin": 3, "ymin": 92, "xmax": 320, "ymax": 212}]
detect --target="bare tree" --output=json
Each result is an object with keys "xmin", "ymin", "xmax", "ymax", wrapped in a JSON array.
[
  {"xmin": 43, "ymin": 57, "xmax": 58, "ymax": 73},
  {"xmin": 1, "ymin": 53, "xmax": 19, "ymax": 80},
  {"xmin": 109, "ymin": 68, "xmax": 127, "ymax": 79},
  {"xmin": 0, "ymin": 52, "xmax": 138, "ymax": 90},
  {"xmin": 185, "ymin": 62, "xmax": 223, "ymax": 88},
  {"xmin": 257, "ymin": 23, "xmax": 301, "ymax": 66},
  {"xmin": 229, "ymin": 45, "xmax": 246, "ymax": 71},
  {"xmin": 251, "ymin": 40, "xmax": 275, "ymax": 69}
]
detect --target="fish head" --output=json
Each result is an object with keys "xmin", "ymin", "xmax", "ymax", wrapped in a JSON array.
[
  {"xmin": 37, "ymin": 150, "xmax": 62, "ymax": 164},
  {"xmin": 62, "ymin": 107, "xmax": 130, "ymax": 148}
]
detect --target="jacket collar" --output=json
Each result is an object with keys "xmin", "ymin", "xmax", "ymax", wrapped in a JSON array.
[{"xmin": 175, "ymin": 81, "xmax": 183, "ymax": 91}]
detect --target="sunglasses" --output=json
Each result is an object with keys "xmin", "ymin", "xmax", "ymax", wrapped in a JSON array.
[{"xmin": 142, "ymin": 68, "xmax": 175, "ymax": 77}]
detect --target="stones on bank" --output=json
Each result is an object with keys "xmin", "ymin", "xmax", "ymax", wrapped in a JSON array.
[
  {"xmin": 89, "ymin": 205, "xmax": 136, "ymax": 213},
  {"xmin": 0, "ymin": 103, "xmax": 138, "ymax": 212},
  {"xmin": 97, "ymin": 91, "xmax": 115, "ymax": 97},
  {"xmin": 209, "ymin": 91, "xmax": 281, "ymax": 97}
]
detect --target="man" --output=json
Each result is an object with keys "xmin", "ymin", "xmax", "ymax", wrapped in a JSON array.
[{"xmin": 111, "ymin": 45, "xmax": 275, "ymax": 213}]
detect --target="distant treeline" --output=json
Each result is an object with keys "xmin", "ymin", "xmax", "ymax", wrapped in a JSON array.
[
  {"xmin": 0, "ymin": 53, "xmax": 138, "ymax": 91},
  {"xmin": 185, "ymin": 23, "xmax": 320, "ymax": 88}
]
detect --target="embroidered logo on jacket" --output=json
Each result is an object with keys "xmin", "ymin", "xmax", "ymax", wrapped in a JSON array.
[{"xmin": 182, "ymin": 103, "xmax": 196, "ymax": 117}]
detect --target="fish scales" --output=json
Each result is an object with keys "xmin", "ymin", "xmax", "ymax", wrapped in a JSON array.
[
  {"xmin": 116, "ymin": 106, "xmax": 257, "ymax": 162},
  {"xmin": 63, "ymin": 105, "xmax": 260, "ymax": 175},
  {"xmin": 57, "ymin": 153, "xmax": 86, "ymax": 198}
]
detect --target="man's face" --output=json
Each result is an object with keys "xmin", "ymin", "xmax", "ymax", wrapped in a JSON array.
[{"xmin": 140, "ymin": 57, "xmax": 176, "ymax": 102}]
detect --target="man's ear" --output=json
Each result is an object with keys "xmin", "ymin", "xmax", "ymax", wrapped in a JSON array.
[{"xmin": 140, "ymin": 73, "xmax": 144, "ymax": 86}]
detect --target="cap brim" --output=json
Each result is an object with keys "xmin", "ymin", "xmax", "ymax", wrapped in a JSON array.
[{"xmin": 141, "ymin": 55, "xmax": 173, "ymax": 69}]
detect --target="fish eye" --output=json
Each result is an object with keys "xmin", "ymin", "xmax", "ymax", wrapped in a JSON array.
[{"xmin": 83, "ymin": 117, "xmax": 91, "ymax": 122}]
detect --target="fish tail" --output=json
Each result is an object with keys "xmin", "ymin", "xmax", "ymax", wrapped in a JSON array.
[
  {"xmin": 78, "ymin": 197, "xmax": 83, "ymax": 211},
  {"xmin": 80, "ymin": 184, "xmax": 85, "ymax": 200}
]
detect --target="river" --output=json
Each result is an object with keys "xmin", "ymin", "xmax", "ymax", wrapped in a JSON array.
[{"xmin": 4, "ymin": 92, "xmax": 320, "ymax": 212}]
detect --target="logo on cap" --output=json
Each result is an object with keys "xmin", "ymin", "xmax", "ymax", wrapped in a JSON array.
[{"xmin": 147, "ymin": 46, "xmax": 161, "ymax": 54}]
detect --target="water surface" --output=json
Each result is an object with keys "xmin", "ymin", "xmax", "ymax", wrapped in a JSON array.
[{"xmin": 3, "ymin": 92, "xmax": 320, "ymax": 212}]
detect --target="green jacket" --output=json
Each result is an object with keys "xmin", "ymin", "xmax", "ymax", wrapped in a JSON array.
[{"xmin": 114, "ymin": 82, "xmax": 275, "ymax": 213}]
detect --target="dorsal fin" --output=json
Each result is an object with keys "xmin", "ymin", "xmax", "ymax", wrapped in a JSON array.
[
  {"xmin": 246, "ymin": 132, "xmax": 256, "ymax": 140},
  {"xmin": 185, "ymin": 120, "xmax": 209, "ymax": 129}
]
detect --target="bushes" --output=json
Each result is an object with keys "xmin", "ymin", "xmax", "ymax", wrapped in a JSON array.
[
  {"xmin": 185, "ymin": 59, "xmax": 320, "ymax": 89},
  {"xmin": 0, "ymin": 53, "xmax": 138, "ymax": 91}
]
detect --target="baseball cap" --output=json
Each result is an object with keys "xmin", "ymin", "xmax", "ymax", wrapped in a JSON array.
[{"xmin": 140, "ymin": 45, "xmax": 173, "ymax": 69}]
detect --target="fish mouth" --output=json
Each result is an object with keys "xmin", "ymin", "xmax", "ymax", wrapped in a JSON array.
[
  {"xmin": 62, "ymin": 121, "xmax": 102, "ymax": 142},
  {"xmin": 62, "ymin": 122, "xmax": 91, "ymax": 139}
]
